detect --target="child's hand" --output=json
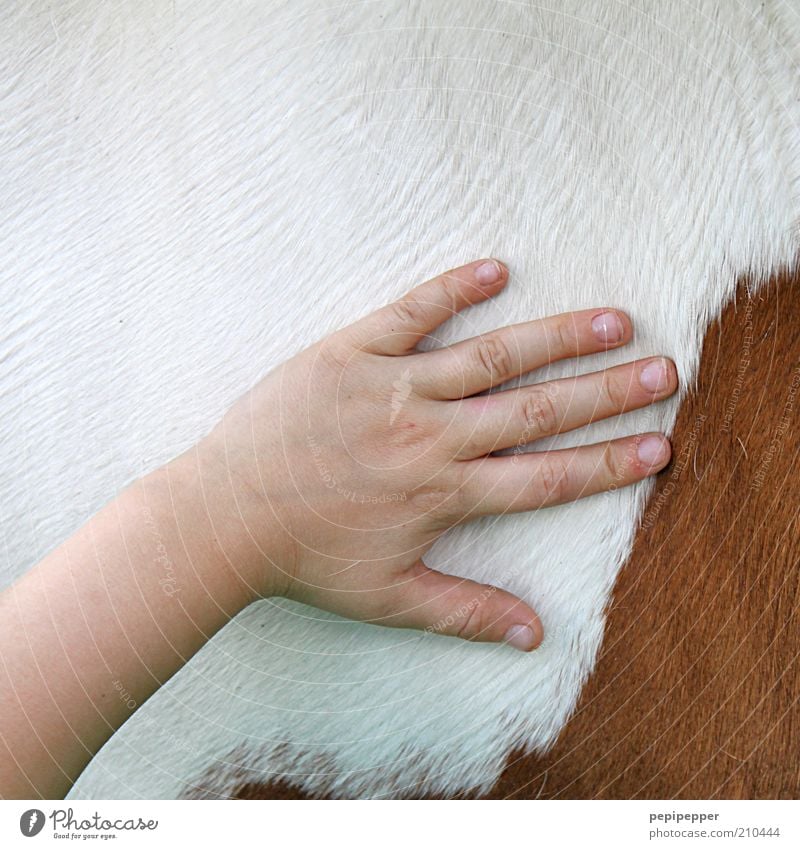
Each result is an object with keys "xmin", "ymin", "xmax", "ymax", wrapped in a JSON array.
[
  {"xmin": 0, "ymin": 257, "xmax": 678, "ymax": 798},
  {"xmin": 195, "ymin": 258, "xmax": 676, "ymax": 652}
]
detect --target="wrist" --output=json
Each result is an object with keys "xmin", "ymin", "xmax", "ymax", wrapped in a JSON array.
[{"xmin": 158, "ymin": 429, "xmax": 294, "ymax": 605}]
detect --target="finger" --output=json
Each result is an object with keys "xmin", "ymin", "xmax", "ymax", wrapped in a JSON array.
[
  {"xmin": 449, "ymin": 356, "xmax": 677, "ymax": 459},
  {"xmin": 457, "ymin": 432, "xmax": 671, "ymax": 517},
  {"xmin": 343, "ymin": 258, "xmax": 509, "ymax": 355},
  {"xmin": 415, "ymin": 308, "xmax": 633, "ymax": 399},
  {"xmin": 376, "ymin": 558, "xmax": 543, "ymax": 651}
]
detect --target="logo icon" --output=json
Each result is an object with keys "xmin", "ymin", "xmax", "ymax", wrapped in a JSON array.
[
  {"xmin": 390, "ymin": 367, "xmax": 413, "ymax": 424},
  {"xmin": 19, "ymin": 809, "xmax": 45, "ymax": 837}
]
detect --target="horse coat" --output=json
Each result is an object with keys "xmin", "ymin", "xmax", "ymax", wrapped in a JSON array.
[{"xmin": 0, "ymin": 1, "xmax": 798, "ymax": 798}]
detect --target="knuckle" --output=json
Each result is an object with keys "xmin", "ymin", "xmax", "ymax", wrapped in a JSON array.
[
  {"xmin": 474, "ymin": 334, "xmax": 515, "ymax": 384},
  {"xmin": 435, "ymin": 274, "xmax": 460, "ymax": 313},
  {"xmin": 600, "ymin": 441, "xmax": 620, "ymax": 485},
  {"xmin": 318, "ymin": 335, "xmax": 353, "ymax": 372},
  {"xmin": 520, "ymin": 387, "xmax": 560, "ymax": 439},
  {"xmin": 410, "ymin": 480, "xmax": 454, "ymax": 518},
  {"xmin": 454, "ymin": 595, "xmax": 489, "ymax": 641},
  {"xmin": 412, "ymin": 466, "xmax": 469, "ymax": 525},
  {"xmin": 600, "ymin": 372, "xmax": 630, "ymax": 412},
  {"xmin": 534, "ymin": 457, "xmax": 570, "ymax": 504},
  {"xmin": 551, "ymin": 317, "xmax": 575, "ymax": 355},
  {"xmin": 391, "ymin": 297, "xmax": 426, "ymax": 328}
]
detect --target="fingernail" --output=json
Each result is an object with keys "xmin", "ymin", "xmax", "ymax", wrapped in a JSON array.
[
  {"xmin": 503, "ymin": 624, "xmax": 537, "ymax": 652},
  {"xmin": 591, "ymin": 311, "xmax": 624, "ymax": 343},
  {"xmin": 637, "ymin": 435, "xmax": 669, "ymax": 468},
  {"xmin": 474, "ymin": 259, "xmax": 502, "ymax": 286},
  {"xmin": 639, "ymin": 358, "xmax": 671, "ymax": 393}
]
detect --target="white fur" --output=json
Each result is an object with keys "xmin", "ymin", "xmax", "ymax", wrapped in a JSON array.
[{"xmin": 1, "ymin": 1, "xmax": 797, "ymax": 798}]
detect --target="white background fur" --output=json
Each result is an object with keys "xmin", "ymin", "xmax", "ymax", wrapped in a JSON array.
[{"xmin": 1, "ymin": 1, "xmax": 797, "ymax": 798}]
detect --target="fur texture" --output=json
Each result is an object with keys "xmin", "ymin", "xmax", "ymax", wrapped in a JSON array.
[{"xmin": 0, "ymin": 1, "xmax": 797, "ymax": 798}]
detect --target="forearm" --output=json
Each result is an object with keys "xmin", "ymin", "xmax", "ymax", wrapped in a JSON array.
[{"xmin": 0, "ymin": 443, "xmax": 270, "ymax": 799}]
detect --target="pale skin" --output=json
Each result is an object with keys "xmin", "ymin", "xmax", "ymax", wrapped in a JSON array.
[{"xmin": 0, "ymin": 259, "xmax": 677, "ymax": 798}]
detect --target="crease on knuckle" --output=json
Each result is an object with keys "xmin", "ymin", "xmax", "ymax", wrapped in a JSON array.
[
  {"xmin": 435, "ymin": 275, "xmax": 460, "ymax": 314},
  {"xmin": 600, "ymin": 372, "xmax": 629, "ymax": 412},
  {"xmin": 551, "ymin": 318, "xmax": 574, "ymax": 355},
  {"xmin": 521, "ymin": 387, "xmax": 560, "ymax": 439},
  {"xmin": 454, "ymin": 595, "xmax": 488, "ymax": 641},
  {"xmin": 535, "ymin": 458, "xmax": 570, "ymax": 504},
  {"xmin": 475, "ymin": 334, "xmax": 514, "ymax": 384},
  {"xmin": 600, "ymin": 441, "xmax": 619, "ymax": 486},
  {"xmin": 392, "ymin": 297, "xmax": 425, "ymax": 328}
]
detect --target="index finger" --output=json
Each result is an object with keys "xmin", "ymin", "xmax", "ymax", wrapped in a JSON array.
[{"xmin": 343, "ymin": 259, "xmax": 509, "ymax": 355}]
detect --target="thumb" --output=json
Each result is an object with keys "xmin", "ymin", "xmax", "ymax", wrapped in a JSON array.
[{"xmin": 379, "ymin": 559, "xmax": 543, "ymax": 652}]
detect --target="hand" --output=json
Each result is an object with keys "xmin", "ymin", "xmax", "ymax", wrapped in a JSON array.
[
  {"xmin": 0, "ymin": 257, "xmax": 678, "ymax": 798},
  {"xmin": 192, "ymin": 258, "xmax": 677, "ymax": 651}
]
